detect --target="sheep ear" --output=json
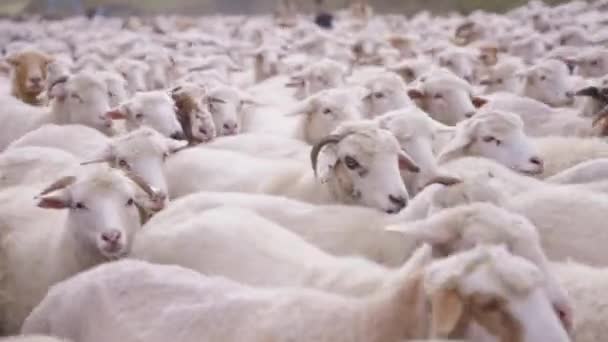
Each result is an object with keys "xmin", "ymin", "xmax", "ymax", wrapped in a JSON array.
[
  {"xmin": 5, "ymin": 54, "xmax": 18, "ymax": 67},
  {"xmin": 430, "ymin": 288, "xmax": 464, "ymax": 338},
  {"xmin": 48, "ymin": 81, "xmax": 68, "ymax": 101},
  {"xmin": 166, "ymin": 138, "xmax": 189, "ymax": 154},
  {"xmin": 284, "ymin": 97, "xmax": 314, "ymax": 117},
  {"xmin": 399, "ymin": 150, "xmax": 420, "ymax": 173},
  {"xmin": 105, "ymin": 104, "xmax": 128, "ymax": 120},
  {"xmin": 37, "ymin": 193, "xmax": 71, "ymax": 209},
  {"xmin": 437, "ymin": 121, "xmax": 477, "ymax": 164},
  {"xmin": 471, "ymin": 96, "xmax": 488, "ymax": 109}
]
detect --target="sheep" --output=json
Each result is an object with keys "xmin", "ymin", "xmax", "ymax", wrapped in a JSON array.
[
  {"xmin": 387, "ymin": 57, "xmax": 433, "ymax": 84},
  {"xmin": 407, "ymin": 69, "xmax": 478, "ymax": 125},
  {"xmin": 22, "ymin": 245, "xmax": 570, "ymax": 342},
  {"xmin": 533, "ymin": 136, "xmax": 608, "ymax": 178},
  {"xmin": 359, "ymin": 72, "xmax": 414, "ymax": 118},
  {"xmin": 286, "ymin": 58, "xmax": 347, "ymax": 100},
  {"xmin": 165, "ymin": 120, "xmax": 419, "ymax": 213},
  {"xmin": 284, "ymin": 88, "xmax": 363, "ymax": 145},
  {"xmin": 437, "ymin": 47, "xmax": 477, "ymax": 83},
  {"xmin": 0, "ymin": 165, "xmax": 156, "ymax": 334},
  {"xmin": 479, "ymin": 58, "xmax": 526, "ymax": 94},
  {"xmin": 572, "ymin": 47, "xmax": 608, "ymax": 78},
  {"xmin": 105, "ymin": 91, "xmax": 185, "ymax": 139},
  {"xmin": 545, "ymin": 158, "xmax": 608, "ymax": 185},
  {"xmin": 166, "ymin": 84, "xmax": 216, "ymax": 143},
  {"xmin": 0, "ymin": 71, "xmax": 114, "ymax": 150},
  {"xmin": 522, "ymin": 59, "xmax": 577, "ymax": 107},
  {"xmin": 6, "ymin": 124, "xmax": 109, "ymax": 159},
  {"xmin": 80, "ymin": 127, "xmax": 187, "ymax": 209},
  {"xmin": 205, "ymin": 134, "xmax": 310, "ymax": 160},
  {"xmin": 375, "ymin": 108, "xmax": 460, "ymax": 194},
  {"xmin": 206, "ymin": 85, "xmax": 259, "ymax": 136},
  {"xmin": 437, "ymin": 109, "xmax": 545, "ymax": 176},
  {"xmin": 552, "ymin": 261, "xmax": 608, "ymax": 342},
  {"xmin": 97, "ymin": 71, "xmax": 128, "ymax": 108},
  {"xmin": 0, "ymin": 146, "xmax": 80, "ymax": 189},
  {"xmin": 112, "ymin": 58, "xmax": 149, "ymax": 94},
  {"xmin": 4, "ymin": 50, "xmax": 53, "ymax": 106}
]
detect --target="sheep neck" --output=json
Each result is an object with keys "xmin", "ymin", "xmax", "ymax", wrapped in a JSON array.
[{"xmin": 359, "ymin": 271, "xmax": 430, "ymax": 341}]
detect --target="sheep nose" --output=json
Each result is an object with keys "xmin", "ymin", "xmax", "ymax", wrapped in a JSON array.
[
  {"xmin": 388, "ymin": 194, "xmax": 407, "ymax": 210},
  {"xmin": 29, "ymin": 76, "xmax": 42, "ymax": 85},
  {"xmin": 223, "ymin": 122, "xmax": 238, "ymax": 135},
  {"xmin": 101, "ymin": 230, "xmax": 122, "ymax": 244},
  {"xmin": 566, "ymin": 91, "xmax": 575, "ymax": 99},
  {"xmin": 171, "ymin": 131, "xmax": 186, "ymax": 140},
  {"xmin": 465, "ymin": 111, "xmax": 475, "ymax": 118}
]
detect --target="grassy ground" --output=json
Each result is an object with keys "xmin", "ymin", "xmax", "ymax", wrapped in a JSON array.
[{"xmin": 1, "ymin": 0, "xmax": 570, "ymax": 16}]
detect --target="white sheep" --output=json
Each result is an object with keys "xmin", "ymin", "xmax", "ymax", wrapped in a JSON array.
[
  {"xmin": 522, "ymin": 59, "xmax": 577, "ymax": 107},
  {"xmin": 22, "ymin": 245, "xmax": 570, "ymax": 342},
  {"xmin": 407, "ymin": 69, "xmax": 478, "ymax": 125},
  {"xmin": 112, "ymin": 58, "xmax": 150, "ymax": 94},
  {"xmin": 286, "ymin": 58, "xmax": 347, "ymax": 100},
  {"xmin": 0, "ymin": 71, "xmax": 114, "ymax": 149},
  {"xmin": 437, "ymin": 109, "xmax": 545, "ymax": 175},
  {"xmin": 0, "ymin": 165, "xmax": 153, "ymax": 333},
  {"xmin": 359, "ymin": 71, "xmax": 414, "ymax": 118},
  {"xmin": 206, "ymin": 85, "xmax": 259, "ymax": 136},
  {"xmin": 205, "ymin": 133, "xmax": 310, "ymax": 160},
  {"xmin": 165, "ymin": 120, "xmax": 418, "ymax": 213},
  {"xmin": 105, "ymin": 90, "xmax": 185, "ymax": 139},
  {"xmin": 284, "ymin": 88, "xmax": 363, "ymax": 144}
]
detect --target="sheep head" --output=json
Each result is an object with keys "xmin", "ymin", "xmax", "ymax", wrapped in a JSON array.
[{"xmin": 310, "ymin": 121, "xmax": 419, "ymax": 213}]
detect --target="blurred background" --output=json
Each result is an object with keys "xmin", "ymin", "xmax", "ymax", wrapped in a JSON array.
[{"xmin": 1, "ymin": 0, "xmax": 571, "ymax": 18}]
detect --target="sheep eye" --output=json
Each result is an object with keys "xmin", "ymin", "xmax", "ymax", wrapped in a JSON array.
[
  {"xmin": 344, "ymin": 156, "xmax": 360, "ymax": 170},
  {"xmin": 70, "ymin": 93, "xmax": 83, "ymax": 102},
  {"xmin": 323, "ymin": 108, "xmax": 332, "ymax": 115},
  {"xmin": 374, "ymin": 92, "xmax": 385, "ymax": 99},
  {"xmin": 433, "ymin": 93, "xmax": 443, "ymax": 99},
  {"xmin": 108, "ymin": 91, "xmax": 115, "ymax": 98},
  {"xmin": 482, "ymin": 136, "xmax": 496, "ymax": 143},
  {"xmin": 496, "ymin": 78, "xmax": 503, "ymax": 84},
  {"xmin": 126, "ymin": 198, "xmax": 134, "ymax": 206},
  {"xmin": 591, "ymin": 60, "xmax": 599, "ymax": 66},
  {"xmin": 74, "ymin": 202, "xmax": 87, "ymax": 210},
  {"xmin": 135, "ymin": 113, "xmax": 144, "ymax": 120},
  {"xmin": 118, "ymin": 159, "xmax": 130, "ymax": 170},
  {"xmin": 539, "ymin": 75, "xmax": 546, "ymax": 81}
]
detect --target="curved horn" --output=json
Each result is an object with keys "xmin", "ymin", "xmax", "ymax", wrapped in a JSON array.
[
  {"xmin": 124, "ymin": 172, "xmax": 161, "ymax": 199},
  {"xmin": 37, "ymin": 176, "xmax": 77, "ymax": 197},
  {"xmin": 310, "ymin": 134, "xmax": 345, "ymax": 175}
]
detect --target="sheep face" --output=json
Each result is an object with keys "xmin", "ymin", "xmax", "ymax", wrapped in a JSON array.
[
  {"xmin": 409, "ymin": 75, "xmax": 476, "ymax": 126},
  {"xmin": 289, "ymin": 60, "xmax": 347, "ymax": 99},
  {"xmin": 36, "ymin": 169, "xmax": 141, "ymax": 260},
  {"xmin": 208, "ymin": 87, "xmax": 246, "ymax": 136},
  {"xmin": 85, "ymin": 128, "xmax": 187, "ymax": 210},
  {"xmin": 361, "ymin": 73, "xmax": 413, "ymax": 118},
  {"xmin": 439, "ymin": 110, "xmax": 543, "ymax": 175},
  {"xmin": 424, "ymin": 246, "xmax": 570, "ymax": 342},
  {"xmin": 99, "ymin": 72, "xmax": 129, "ymax": 108},
  {"xmin": 113, "ymin": 59, "xmax": 150, "ymax": 94},
  {"xmin": 574, "ymin": 49, "xmax": 608, "ymax": 78},
  {"xmin": 50, "ymin": 73, "xmax": 114, "ymax": 135},
  {"xmin": 290, "ymin": 89, "xmax": 362, "ymax": 145},
  {"xmin": 523, "ymin": 60, "xmax": 575, "ymax": 107},
  {"xmin": 481, "ymin": 62, "xmax": 525, "ymax": 94},
  {"xmin": 314, "ymin": 123, "xmax": 416, "ymax": 213},
  {"xmin": 437, "ymin": 50, "xmax": 476, "ymax": 83},
  {"xmin": 170, "ymin": 84, "xmax": 217, "ymax": 143},
  {"xmin": 107, "ymin": 91, "xmax": 184, "ymax": 140},
  {"xmin": 6, "ymin": 50, "xmax": 53, "ymax": 99}
]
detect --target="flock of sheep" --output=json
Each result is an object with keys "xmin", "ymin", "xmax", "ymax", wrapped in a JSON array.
[{"xmin": 2, "ymin": 0, "xmax": 608, "ymax": 341}]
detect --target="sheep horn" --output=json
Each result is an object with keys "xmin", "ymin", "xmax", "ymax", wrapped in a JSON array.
[
  {"xmin": 124, "ymin": 171, "xmax": 163, "ymax": 200},
  {"xmin": 575, "ymin": 86, "xmax": 600, "ymax": 98},
  {"xmin": 37, "ymin": 176, "xmax": 77, "ymax": 197},
  {"xmin": 310, "ymin": 134, "xmax": 346, "ymax": 175}
]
